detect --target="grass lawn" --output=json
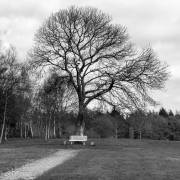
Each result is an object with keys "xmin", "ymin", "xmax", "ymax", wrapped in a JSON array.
[
  {"xmin": 1, "ymin": 138, "xmax": 180, "ymax": 179},
  {"xmin": 0, "ymin": 139, "xmax": 60, "ymax": 174},
  {"xmin": 37, "ymin": 139, "xmax": 180, "ymax": 180}
]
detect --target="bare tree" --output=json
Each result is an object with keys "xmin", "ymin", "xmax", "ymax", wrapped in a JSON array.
[
  {"xmin": 0, "ymin": 46, "xmax": 20, "ymax": 143},
  {"xmin": 30, "ymin": 7, "xmax": 169, "ymax": 134},
  {"xmin": 34, "ymin": 73, "xmax": 76, "ymax": 140}
]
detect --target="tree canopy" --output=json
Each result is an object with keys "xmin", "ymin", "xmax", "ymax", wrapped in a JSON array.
[{"xmin": 30, "ymin": 6, "xmax": 169, "ymax": 127}]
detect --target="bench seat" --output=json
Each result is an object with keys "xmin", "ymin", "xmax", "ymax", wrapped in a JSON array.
[{"xmin": 69, "ymin": 135, "xmax": 87, "ymax": 145}]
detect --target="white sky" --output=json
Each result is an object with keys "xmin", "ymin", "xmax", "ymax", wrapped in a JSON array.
[{"xmin": 0, "ymin": 0, "xmax": 180, "ymax": 112}]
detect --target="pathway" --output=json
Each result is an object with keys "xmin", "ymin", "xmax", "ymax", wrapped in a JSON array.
[{"xmin": 0, "ymin": 149, "xmax": 80, "ymax": 180}]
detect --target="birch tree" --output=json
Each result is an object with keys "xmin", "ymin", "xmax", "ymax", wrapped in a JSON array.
[{"xmin": 0, "ymin": 47, "xmax": 20, "ymax": 143}]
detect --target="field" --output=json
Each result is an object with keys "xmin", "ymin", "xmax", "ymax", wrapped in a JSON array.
[{"xmin": 1, "ymin": 138, "xmax": 180, "ymax": 180}]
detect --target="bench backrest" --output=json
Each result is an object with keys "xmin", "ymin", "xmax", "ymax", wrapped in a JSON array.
[{"xmin": 69, "ymin": 135, "xmax": 87, "ymax": 141}]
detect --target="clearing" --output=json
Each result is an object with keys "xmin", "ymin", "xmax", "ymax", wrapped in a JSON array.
[{"xmin": 1, "ymin": 138, "xmax": 180, "ymax": 180}]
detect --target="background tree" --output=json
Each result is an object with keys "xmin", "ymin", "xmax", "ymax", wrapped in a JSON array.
[
  {"xmin": 127, "ymin": 110, "xmax": 147, "ymax": 139},
  {"xmin": 110, "ymin": 107, "xmax": 127, "ymax": 138},
  {"xmin": 0, "ymin": 46, "xmax": 20, "ymax": 143},
  {"xmin": 159, "ymin": 108, "xmax": 169, "ymax": 118},
  {"xmin": 15, "ymin": 64, "xmax": 33, "ymax": 138},
  {"xmin": 169, "ymin": 110, "xmax": 174, "ymax": 117},
  {"xmin": 31, "ymin": 6, "xmax": 169, "ymax": 134},
  {"xmin": 33, "ymin": 72, "xmax": 76, "ymax": 140}
]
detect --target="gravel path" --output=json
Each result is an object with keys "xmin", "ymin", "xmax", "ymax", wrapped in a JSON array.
[{"xmin": 0, "ymin": 149, "xmax": 80, "ymax": 180}]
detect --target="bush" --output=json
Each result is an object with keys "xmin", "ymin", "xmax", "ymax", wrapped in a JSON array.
[
  {"xmin": 86, "ymin": 128, "xmax": 100, "ymax": 138},
  {"xmin": 91, "ymin": 115, "xmax": 114, "ymax": 138},
  {"xmin": 64, "ymin": 125, "xmax": 76, "ymax": 136}
]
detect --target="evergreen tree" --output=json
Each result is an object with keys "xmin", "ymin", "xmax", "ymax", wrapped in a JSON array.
[
  {"xmin": 169, "ymin": 110, "xmax": 174, "ymax": 117},
  {"xmin": 159, "ymin": 108, "xmax": 168, "ymax": 118}
]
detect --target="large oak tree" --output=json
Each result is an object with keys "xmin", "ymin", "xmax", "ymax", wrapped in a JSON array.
[{"xmin": 31, "ymin": 7, "xmax": 169, "ymax": 134}]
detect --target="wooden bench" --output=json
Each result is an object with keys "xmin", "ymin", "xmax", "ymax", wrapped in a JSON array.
[{"xmin": 69, "ymin": 135, "xmax": 87, "ymax": 145}]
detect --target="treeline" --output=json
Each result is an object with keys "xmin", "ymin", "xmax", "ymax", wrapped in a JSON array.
[
  {"xmin": 0, "ymin": 46, "xmax": 77, "ymax": 142},
  {"xmin": 85, "ymin": 108, "xmax": 180, "ymax": 140},
  {"xmin": 0, "ymin": 45, "xmax": 179, "ymax": 143},
  {"xmin": 127, "ymin": 108, "xmax": 180, "ymax": 140}
]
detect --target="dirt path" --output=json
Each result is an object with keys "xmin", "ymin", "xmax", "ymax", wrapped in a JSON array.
[{"xmin": 0, "ymin": 149, "xmax": 80, "ymax": 180}]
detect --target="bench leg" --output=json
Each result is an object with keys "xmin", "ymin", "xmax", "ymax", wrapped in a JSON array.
[
  {"xmin": 83, "ymin": 142, "xmax": 86, "ymax": 145},
  {"xmin": 71, "ymin": 142, "xmax": 73, "ymax": 145}
]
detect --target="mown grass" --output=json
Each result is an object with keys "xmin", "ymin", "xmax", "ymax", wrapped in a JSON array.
[
  {"xmin": 0, "ymin": 138, "xmax": 60, "ymax": 174},
  {"xmin": 1, "ymin": 138, "xmax": 180, "ymax": 179},
  {"xmin": 37, "ymin": 139, "xmax": 180, "ymax": 180}
]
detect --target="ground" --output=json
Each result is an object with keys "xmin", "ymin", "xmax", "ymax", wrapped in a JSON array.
[{"xmin": 1, "ymin": 138, "xmax": 180, "ymax": 180}]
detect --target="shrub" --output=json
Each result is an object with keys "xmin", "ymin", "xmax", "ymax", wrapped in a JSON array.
[{"xmin": 92, "ymin": 115, "xmax": 114, "ymax": 138}]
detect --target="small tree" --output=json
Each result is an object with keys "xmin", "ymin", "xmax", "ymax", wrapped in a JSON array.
[{"xmin": 31, "ymin": 7, "xmax": 169, "ymax": 134}]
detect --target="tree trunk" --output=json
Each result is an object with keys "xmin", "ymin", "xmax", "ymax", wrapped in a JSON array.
[
  {"xmin": 0, "ymin": 95, "xmax": 8, "ymax": 144},
  {"xmin": 76, "ymin": 105, "xmax": 85, "ymax": 136},
  {"xmin": 53, "ymin": 116, "xmax": 56, "ymax": 138},
  {"xmin": 58, "ymin": 123, "xmax": 62, "ymax": 138},
  {"xmin": 5, "ymin": 127, "xmax": 8, "ymax": 141},
  {"xmin": 24, "ymin": 125, "xmax": 27, "ymax": 139},
  {"xmin": 45, "ymin": 118, "xmax": 48, "ymax": 140},
  {"xmin": 45, "ymin": 128, "xmax": 47, "ymax": 140},
  {"xmin": 20, "ymin": 121, "xmax": 23, "ymax": 138},
  {"xmin": 115, "ymin": 127, "xmax": 118, "ymax": 139},
  {"xmin": 129, "ymin": 127, "xmax": 134, "ymax": 139},
  {"xmin": 47, "ymin": 125, "xmax": 50, "ymax": 139},
  {"xmin": 139, "ymin": 130, "xmax": 142, "ymax": 140},
  {"xmin": 30, "ymin": 122, "xmax": 33, "ymax": 138},
  {"xmin": 47, "ymin": 115, "xmax": 51, "ymax": 139},
  {"xmin": 38, "ymin": 120, "xmax": 42, "ymax": 138}
]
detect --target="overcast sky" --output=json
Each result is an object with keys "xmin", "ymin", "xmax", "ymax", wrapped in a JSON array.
[{"xmin": 0, "ymin": 0, "xmax": 180, "ymax": 112}]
